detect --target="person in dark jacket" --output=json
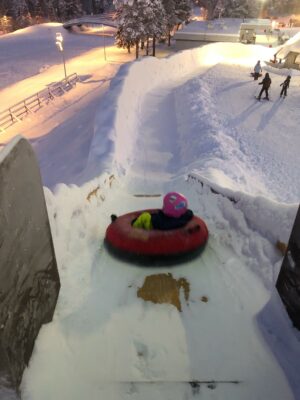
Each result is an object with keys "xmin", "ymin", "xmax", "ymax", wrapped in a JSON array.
[
  {"xmin": 257, "ymin": 73, "xmax": 272, "ymax": 100},
  {"xmin": 280, "ymin": 75, "xmax": 291, "ymax": 97},
  {"xmin": 132, "ymin": 192, "xmax": 193, "ymax": 230}
]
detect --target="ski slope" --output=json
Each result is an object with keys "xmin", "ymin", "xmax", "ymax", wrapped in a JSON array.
[{"xmin": 1, "ymin": 25, "xmax": 300, "ymax": 400}]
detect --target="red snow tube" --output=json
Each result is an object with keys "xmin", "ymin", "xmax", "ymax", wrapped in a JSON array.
[{"xmin": 105, "ymin": 209, "xmax": 209, "ymax": 262}]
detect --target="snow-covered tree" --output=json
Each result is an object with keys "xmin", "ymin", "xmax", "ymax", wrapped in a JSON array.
[
  {"xmin": 56, "ymin": 0, "xmax": 83, "ymax": 20},
  {"xmin": 10, "ymin": 0, "xmax": 29, "ymax": 19},
  {"xmin": 194, "ymin": 0, "xmax": 219, "ymax": 20},
  {"xmin": 144, "ymin": 0, "xmax": 167, "ymax": 56},
  {"xmin": 115, "ymin": 0, "xmax": 167, "ymax": 59},
  {"xmin": 174, "ymin": 0, "xmax": 192, "ymax": 25},
  {"xmin": 115, "ymin": 2, "xmax": 139, "ymax": 55},
  {"xmin": 9, "ymin": 0, "xmax": 34, "ymax": 27},
  {"xmin": 27, "ymin": 0, "xmax": 53, "ymax": 19},
  {"xmin": 98, "ymin": 0, "xmax": 114, "ymax": 12},
  {"xmin": 0, "ymin": 0, "xmax": 8, "ymax": 15},
  {"xmin": 162, "ymin": 0, "xmax": 177, "ymax": 45},
  {"xmin": 221, "ymin": 0, "xmax": 258, "ymax": 18}
]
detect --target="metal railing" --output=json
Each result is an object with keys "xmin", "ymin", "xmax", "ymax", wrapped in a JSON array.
[{"xmin": 0, "ymin": 73, "xmax": 80, "ymax": 133}]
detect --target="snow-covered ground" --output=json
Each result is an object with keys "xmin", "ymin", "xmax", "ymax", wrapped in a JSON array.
[{"xmin": 1, "ymin": 22, "xmax": 300, "ymax": 400}]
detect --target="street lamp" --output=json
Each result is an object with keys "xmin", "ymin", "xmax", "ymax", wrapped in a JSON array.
[{"xmin": 55, "ymin": 32, "xmax": 67, "ymax": 80}]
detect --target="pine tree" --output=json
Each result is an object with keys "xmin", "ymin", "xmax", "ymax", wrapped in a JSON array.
[
  {"xmin": 115, "ymin": 2, "xmax": 145, "ymax": 57},
  {"xmin": 10, "ymin": 0, "xmax": 32, "ymax": 27},
  {"xmin": 64, "ymin": 0, "xmax": 83, "ymax": 18},
  {"xmin": 11, "ymin": 0, "xmax": 29, "ymax": 20},
  {"xmin": 56, "ymin": 0, "xmax": 83, "ymax": 20},
  {"xmin": 33, "ymin": 0, "xmax": 59, "ymax": 20},
  {"xmin": 222, "ymin": 0, "xmax": 258, "ymax": 18},
  {"xmin": 0, "ymin": 0, "xmax": 9, "ymax": 16},
  {"xmin": 115, "ymin": 0, "xmax": 167, "ymax": 59},
  {"xmin": 162, "ymin": 0, "xmax": 177, "ymax": 45},
  {"xmin": 144, "ymin": 0, "xmax": 167, "ymax": 56},
  {"xmin": 98, "ymin": 0, "xmax": 114, "ymax": 12},
  {"xmin": 29, "ymin": 0, "xmax": 49, "ymax": 19},
  {"xmin": 194, "ymin": 0, "xmax": 219, "ymax": 20},
  {"xmin": 174, "ymin": 0, "xmax": 192, "ymax": 26}
]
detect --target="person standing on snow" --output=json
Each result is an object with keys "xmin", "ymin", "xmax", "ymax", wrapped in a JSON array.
[
  {"xmin": 280, "ymin": 75, "xmax": 291, "ymax": 97},
  {"xmin": 253, "ymin": 60, "xmax": 262, "ymax": 80},
  {"xmin": 257, "ymin": 73, "xmax": 272, "ymax": 101}
]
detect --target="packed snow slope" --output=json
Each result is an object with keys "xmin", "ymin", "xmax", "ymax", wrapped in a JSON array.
[
  {"xmin": 21, "ymin": 177, "xmax": 299, "ymax": 400},
  {"xmin": 84, "ymin": 42, "xmax": 300, "ymax": 203},
  {"xmin": 1, "ymin": 27, "xmax": 300, "ymax": 400},
  {"xmin": 21, "ymin": 42, "xmax": 300, "ymax": 400}
]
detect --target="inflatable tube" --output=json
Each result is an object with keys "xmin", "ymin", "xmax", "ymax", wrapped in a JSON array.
[{"xmin": 105, "ymin": 209, "xmax": 209, "ymax": 261}]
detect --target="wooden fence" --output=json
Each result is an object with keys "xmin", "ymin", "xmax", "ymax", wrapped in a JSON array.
[{"xmin": 0, "ymin": 73, "xmax": 80, "ymax": 133}]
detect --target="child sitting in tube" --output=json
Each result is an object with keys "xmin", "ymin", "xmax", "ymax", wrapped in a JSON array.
[{"xmin": 132, "ymin": 192, "xmax": 193, "ymax": 230}]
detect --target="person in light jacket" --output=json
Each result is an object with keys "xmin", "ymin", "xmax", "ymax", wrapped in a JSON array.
[{"xmin": 253, "ymin": 60, "xmax": 262, "ymax": 80}]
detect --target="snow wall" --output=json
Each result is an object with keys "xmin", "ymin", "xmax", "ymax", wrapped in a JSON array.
[
  {"xmin": 81, "ymin": 41, "xmax": 299, "ymax": 240},
  {"xmin": 0, "ymin": 137, "xmax": 60, "ymax": 394},
  {"xmin": 82, "ymin": 42, "xmax": 297, "ymax": 251},
  {"xmin": 78, "ymin": 41, "xmax": 300, "ymax": 310},
  {"xmin": 84, "ymin": 42, "xmax": 273, "ymax": 180}
]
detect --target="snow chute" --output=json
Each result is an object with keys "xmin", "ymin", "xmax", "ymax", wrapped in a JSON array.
[{"xmin": 105, "ymin": 209, "xmax": 209, "ymax": 263}]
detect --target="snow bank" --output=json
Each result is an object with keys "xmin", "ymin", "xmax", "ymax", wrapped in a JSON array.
[
  {"xmin": 43, "ymin": 172, "xmax": 117, "ymax": 319},
  {"xmin": 277, "ymin": 31, "xmax": 300, "ymax": 57},
  {"xmin": 188, "ymin": 172, "xmax": 297, "ymax": 244},
  {"xmin": 85, "ymin": 43, "xmax": 273, "ymax": 181},
  {"xmin": 182, "ymin": 174, "xmax": 297, "ymax": 290}
]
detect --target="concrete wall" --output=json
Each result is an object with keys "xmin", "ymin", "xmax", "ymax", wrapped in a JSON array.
[
  {"xmin": 0, "ymin": 137, "xmax": 60, "ymax": 394},
  {"xmin": 276, "ymin": 205, "xmax": 300, "ymax": 330}
]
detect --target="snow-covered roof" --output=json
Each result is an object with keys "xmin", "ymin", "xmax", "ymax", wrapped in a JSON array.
[
  {"xmin": 182, "ymin": 18, "xmax": 243, "ymax": 35},
  {"xmin": 277, "ymin": 31, "xmax": 300, "ymax": 57},
  {"xmin": 181, "ymin": 18, "xmax": 271, "ymax": 35}
]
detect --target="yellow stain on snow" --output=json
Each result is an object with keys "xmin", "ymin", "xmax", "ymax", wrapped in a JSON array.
[{"xmin": 137, "ymin": 273, "xmax": 190, "ymax": 312}]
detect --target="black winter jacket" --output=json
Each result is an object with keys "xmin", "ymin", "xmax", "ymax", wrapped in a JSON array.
[
  {"xmin": 259, "ymin": 76, "xmax": 272, "ymax": 89},
  {"xmin": 151, "ymin": 210, "xmax": 194, "ymax": 230},
  {"xmin": 280, "ymin": 77, "xmax": 290, "ymax": 88}
]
